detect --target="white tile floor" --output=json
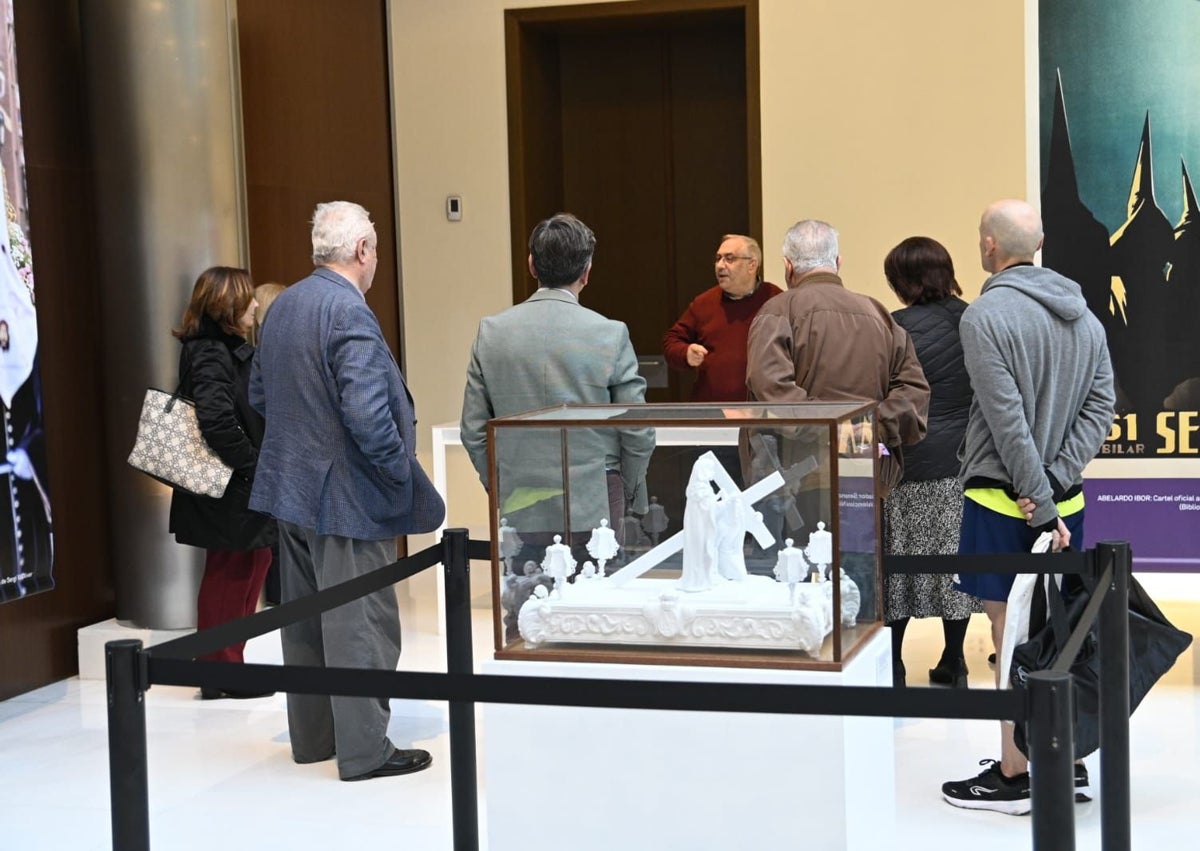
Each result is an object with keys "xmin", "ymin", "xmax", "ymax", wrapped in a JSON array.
[{"xmin": 2, "ymin": 583, "xmax": 1198, "ymax": 850}]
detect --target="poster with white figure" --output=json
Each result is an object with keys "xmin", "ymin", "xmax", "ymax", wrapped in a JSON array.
[{"xmin": 0, "ymin": 0, "xmax": 54, "ymax": 604}]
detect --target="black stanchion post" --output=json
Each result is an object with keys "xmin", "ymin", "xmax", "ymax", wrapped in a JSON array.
[
  {"xmin": 1027, "ymin": 669, "xmax": 1075, "ymax": 851},
  {"xmin": 106, "ymin": 639, "xmax": 150, "ymax": 851},
  {"xmin": 1097, "ymin": 541, "xmax": 1132, "ymax": 851},
  {"xmin": 443, "ymin": 528, "xmax": 480, "ymax": 851}
]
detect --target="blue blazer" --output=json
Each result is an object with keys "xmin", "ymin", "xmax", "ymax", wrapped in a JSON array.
[{"xmin": 249, "ymin": 267, "xmax": 444, "ymax": 540}]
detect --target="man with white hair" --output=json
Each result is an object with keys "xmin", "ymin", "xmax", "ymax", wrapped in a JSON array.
[
  {"xmin": 251, "ymin": 201, "xmax": 444, "ymax": 782},
  {"xmin": 745, "ymin": 219, "xmax": 930, "ymax": 615},
  {"xmin": 746, "ymin": 219, "xmax": 929, "ymax": 472},
  {"xmin": 748, "ymin": 219, "xmax": 926, "ymax": 432},
  {"xmin": 941, "ymin": 199, "xmax": 1113, "ymax": 814}
]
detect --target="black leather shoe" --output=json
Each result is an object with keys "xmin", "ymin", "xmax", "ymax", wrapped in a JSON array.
[
  {"xmin": 199, "ymin": 687, "xmax": 276, "ymax": 700},
  {"xmin": 342, "ymin": 748, "xmax": 433, "ymax": 781},
  {"xmin": 928, "ymin": 657, "xmax": 968, "ymax": 688}
]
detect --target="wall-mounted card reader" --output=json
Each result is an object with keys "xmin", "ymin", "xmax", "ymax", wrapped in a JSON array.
[{"xmin": 446, "ymin": 195, "xmax": 462, "ymax": 221}]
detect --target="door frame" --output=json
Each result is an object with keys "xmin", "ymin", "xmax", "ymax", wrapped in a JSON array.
[{"xmin": 503, "ymin": 0, "xmax": 762, "ymax": 304}]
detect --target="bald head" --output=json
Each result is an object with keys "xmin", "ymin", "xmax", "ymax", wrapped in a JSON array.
[{"xmin": 978, "ymin": 199, "xmax": 1043, "ymax": 273}]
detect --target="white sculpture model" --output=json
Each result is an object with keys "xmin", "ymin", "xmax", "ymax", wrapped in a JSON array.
[
  {"xmin": 773, "ymin": 538, "xmax": 808, "ymax": 603},
  {"xmin": 642, "ymin": 496, "xmax": 669, "ymax": 544},
  {"xmin": 678, "ymin": 452, "xmax": 775, "ymax": 592},
  {"xmin": 517, "ymin": 584, "xmax": 553, "ymax": 646},
  {"xmin": 541, "ymin": 534, "xmax": 576, "ymax": 598},
  {"xmin": 714, "ymin": 496, "xmax": 760, "ymax": 581},
  {"xmin": 679, "ymin": 454, "xmax": 721, "ymax": 591},
  {"xmin": 643, "ymin": 591, "xmax": 687, "ymax": 638},
  {"xmin": 621, "ymin": 506, "xmax": 650, "ymax": 550},
  {"xmin": 585, "ymin": 518, "xmax": 619, "ymax": 576},
  {"xmin": 499, "ymin": 559, "xmax": 553, "ymax": 642},
  {"xmin": 498, "ymin": 517, "xmax": 522, "ymax": 576},
  {"xmin": 833, "ymin": 568, "xmax": 861, "ymax": 629},
  {"xmin": 512, "ymin": 453, "xmax": 866, "ymax": 653},
  {"xmin": 805, "ymin": 521, "xmax": 832, "ymax": 581}
]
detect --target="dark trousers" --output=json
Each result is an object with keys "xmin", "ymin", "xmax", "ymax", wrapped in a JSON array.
[
  {"xmin": 263, "ymin": 542, "xmax": 281, "ymax": 605},
  {"xmin": 196, "ymin": 547, "xmax": 273, "ymax": 663}
]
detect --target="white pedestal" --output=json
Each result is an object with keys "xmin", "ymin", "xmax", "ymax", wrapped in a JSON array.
[
  {"xmin": 482, "ymin": 629, "xmax": 895, "ymax": 851},
  {"xmin": 76, "ymin": 618, "xmax": 193, "ymax": 680}
]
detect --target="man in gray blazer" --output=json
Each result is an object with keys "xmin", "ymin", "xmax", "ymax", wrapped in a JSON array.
[
  {"xmin": 250, "ymin": 201, "xmax": 444, "ymax": 782},
  {"xmin": 460, "ymin": 213, "xmax": 654, "ymax": 566}
]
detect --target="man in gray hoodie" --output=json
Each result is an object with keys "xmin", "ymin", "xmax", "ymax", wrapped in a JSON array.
[{"xmin": 941, "ymin": 199, "xmax": 1115, "ymax": 815}]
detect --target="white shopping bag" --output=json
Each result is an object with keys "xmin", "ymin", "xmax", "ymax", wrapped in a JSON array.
[{"xmin": 998, "ymin": 531, "xmax": 1057, "ymax": 689}]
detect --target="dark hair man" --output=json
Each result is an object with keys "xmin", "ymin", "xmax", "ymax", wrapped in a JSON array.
[{"xmin": 460, "ymin": 213, "xmax": 655, "ymax": 561}]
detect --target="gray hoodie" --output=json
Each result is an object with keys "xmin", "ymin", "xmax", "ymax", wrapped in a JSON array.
[{"xmin": 958, "ymin": 264, "xmax": 1115, "ymax": 528}]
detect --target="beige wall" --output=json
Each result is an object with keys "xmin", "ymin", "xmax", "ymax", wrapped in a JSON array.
[
  {"xmin": 389, "ymin": 0, "xmax": 624, "ymax": 451},
  {"xmin": 387, "ymin": 0, "xmax": 1031, "ymax": 558},
  {"xmin": 389, "ymin": 0, "xmax": 1028, "ymax": 453},
  {"xmin": 759, "ymin": 1, "xmax": 1028, "ymax": 295}
]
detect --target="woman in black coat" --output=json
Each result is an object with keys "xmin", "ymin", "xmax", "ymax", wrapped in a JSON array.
[
  {"xmin": 168, "ymin": 266, "xmax": 277, "ymax": 699},
  {"xmin": 881, "ymin": 238, "xmax": 982, "ymax": 687}
]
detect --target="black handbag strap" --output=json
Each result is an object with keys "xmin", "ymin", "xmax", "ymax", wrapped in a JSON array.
[
  {"xmin": 1036, "ymin": 543, "xmax": 1095, "ymax": 653},
  {"xmin": 169, "ymin": 339, "xmax": 235, "ymax": 409},
  {"xmin": 1047, "ymin": 564, "xmax": 1112, "ymax": 676},
  {"xmin": 1028, "ymin": 573, "xmax": 1070, "ymax": 650},
  {"xmin": 165, "ymin": 350, "xmax": 195, "ymax": 413}
]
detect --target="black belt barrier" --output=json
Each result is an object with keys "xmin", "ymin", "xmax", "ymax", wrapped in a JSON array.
[{"xmin": 106, "ymin": 531, "xmax": 1133, "ymax": 851}]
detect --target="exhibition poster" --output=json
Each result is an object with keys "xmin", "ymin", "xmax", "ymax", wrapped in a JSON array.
[
  {"xmin": 1039, "ymin": 0, "xmax": 1200, "ymax": 568},
  {"xmin": 0, "ymin": 0, "xmax": 53, "ymax": 603}
]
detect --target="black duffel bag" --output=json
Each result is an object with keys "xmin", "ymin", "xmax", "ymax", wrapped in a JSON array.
[{"xmin": 1011, "ymin": 570, "xmax": 1192, "ymax": 758}]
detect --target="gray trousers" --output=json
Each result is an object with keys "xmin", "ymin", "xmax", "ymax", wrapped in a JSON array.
[{"xmin": 278, "ymin": 520, "xmax": 400, "ymax": 779}]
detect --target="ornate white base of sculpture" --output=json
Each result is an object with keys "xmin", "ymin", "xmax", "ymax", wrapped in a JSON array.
[{"xmin": 518, "ymin": 573, "xmax": 859, "ymax": 652}]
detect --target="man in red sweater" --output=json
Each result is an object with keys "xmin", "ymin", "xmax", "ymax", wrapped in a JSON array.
[{"xmin": 662, "ymin": 234, "xmax": 782, "ymax": 402}]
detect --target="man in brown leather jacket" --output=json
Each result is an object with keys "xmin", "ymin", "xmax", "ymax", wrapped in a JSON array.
[
  {"xmin": 745, "ymin": 219, "xmax": 930, "ymax": 618},
  {"xmin": 747, "ymin": 219, "xmax": 929, "ymax": 447}
]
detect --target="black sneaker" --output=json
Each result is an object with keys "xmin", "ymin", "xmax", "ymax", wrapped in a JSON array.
[
  {"xmin": 942, "ymin": 759, "xmax": 1031, "ymax": 815},
  {"xmin": 1074, "ymin": 763, "xmax": 1093, "ymax": 802}
]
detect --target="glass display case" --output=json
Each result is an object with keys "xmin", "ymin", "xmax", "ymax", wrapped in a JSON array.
[{"xmin": 487, "ymin": 402, "xmax": 882, "ymax": 670}]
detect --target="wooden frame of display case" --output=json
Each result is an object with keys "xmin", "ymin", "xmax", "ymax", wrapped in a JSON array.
[{"xmin": 486, "ymin": 401, "xmax": 883, "ymax": 670}]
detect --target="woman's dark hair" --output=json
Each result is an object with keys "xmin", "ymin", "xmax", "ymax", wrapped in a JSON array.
[
  {"xmin": 883, "ymin": 236, "xmax": 961, "ymax": 305},
  {"xmin": 173, "ymin": 266, "xmax": 256, "ymax": 339}
]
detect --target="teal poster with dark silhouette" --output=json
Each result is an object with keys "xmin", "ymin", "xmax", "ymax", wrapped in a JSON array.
[
  {"xmin": 1040, "ymin": 0, "xmax": 1200, "ymax": 459},
  {"xmin": 1041, "ymin": 0, "xmax": 1200, "ymax": 568}
]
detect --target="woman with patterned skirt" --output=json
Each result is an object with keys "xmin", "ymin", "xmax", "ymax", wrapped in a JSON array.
[{"xmin": 882, "ymin": 237, "xmax": 981, "ymax": 686}]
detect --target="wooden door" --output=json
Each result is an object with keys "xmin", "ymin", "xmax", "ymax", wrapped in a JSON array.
[
  {"xmin": 237, "ymin": 0, "xmax": 403, "ymax": 362},
  {"xmin": 506, "ymin": 0, "xmax": 761, "ymax": 403}
]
